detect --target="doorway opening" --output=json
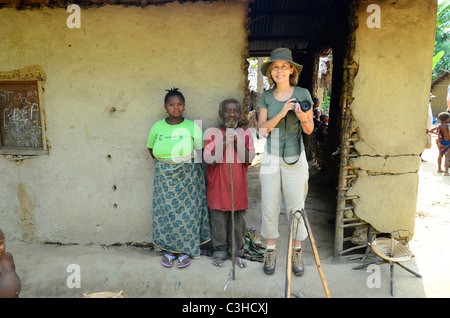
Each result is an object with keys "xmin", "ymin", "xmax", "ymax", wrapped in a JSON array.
[{"xmin": 246, "ymin": 0, "xmax": 370, "ymax": 260}]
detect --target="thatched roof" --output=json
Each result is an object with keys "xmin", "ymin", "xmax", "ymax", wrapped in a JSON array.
[{"xmin": 431, "ymin": 70, "xmax": 450, "ymax": 89}]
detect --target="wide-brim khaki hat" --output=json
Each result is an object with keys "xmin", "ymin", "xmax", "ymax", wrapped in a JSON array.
[{"xmin": 260, "ymin": 47, "xmax": 303, "ymax": 76}]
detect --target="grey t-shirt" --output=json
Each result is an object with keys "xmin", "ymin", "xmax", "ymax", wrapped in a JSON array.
[{"xmin": 257, "ymin": 86, "xmax": 313, "ymax": 157}]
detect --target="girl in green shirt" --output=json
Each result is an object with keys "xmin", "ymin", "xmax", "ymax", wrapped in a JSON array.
[{"xmin": 147, "ymin": 88, "xmax": 211, "ymax": 268}]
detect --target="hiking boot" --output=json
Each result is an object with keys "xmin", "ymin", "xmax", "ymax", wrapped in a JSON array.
[
  {"xmin": 292, "ymin": 248, "xmax": 304, "ymax": 276},
  {"xmin": 263, "ymin": 249, "xmax": 276, "ymax": 275}
]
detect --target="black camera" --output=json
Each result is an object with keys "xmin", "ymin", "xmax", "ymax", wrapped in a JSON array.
[{"xmin": 292, "ymin": 99, "xmax": 312, "ymax": 112}]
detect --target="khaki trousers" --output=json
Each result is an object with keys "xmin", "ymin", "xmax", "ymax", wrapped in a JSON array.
[{"xmin": 259, "ymin": 151, "xmax": 309, "ymax": 241}]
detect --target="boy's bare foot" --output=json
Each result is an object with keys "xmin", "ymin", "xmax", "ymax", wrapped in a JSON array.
[
  {"xmin": 212, "ymin": 257, "xmax": 224, "ymax": 267},
  {"xmin": 235, "ymin": 257, "xmax": 247, "ymax": 268},
  {"xmin": 437, "ymin": 169, "xmax": 444, "ymax": 173}
]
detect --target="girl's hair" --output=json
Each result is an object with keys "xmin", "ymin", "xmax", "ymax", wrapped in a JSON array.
[
  {"xmin": 164, "ymin": 87, "xmax": 185, "ymax": 104},
  {"xmin": 265, "ymin": 62, "xmax": 299, "ymax": 88},
  {"xmin": 438, "ymin": 112, "xmax": 450, "ymax": 121}
]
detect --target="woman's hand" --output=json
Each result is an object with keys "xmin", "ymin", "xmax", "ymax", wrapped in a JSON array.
[
  {"xmin": 295, "ymin": 102, "xmax": 314, "ymax": 135},
  {"xmin": 293, "ymin": 102, "xmax": 308, "ymax": 122},
  {"xmin": 257, "ymin": 99, "xmax": 302, "ymax": 136},
  {"xmin": 279, "ymin": 98, "xmax": 297, "ymax": 118}
]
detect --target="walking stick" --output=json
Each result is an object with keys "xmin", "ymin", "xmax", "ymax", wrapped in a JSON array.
[
  {"xmin": 229, "ymin": 125, "xmax": 238, "ymax": 281},
  {"xmin": 230, "ymin": 154, "xmax": 236, "ymax": 281},
  {"xmin": 284, "ymin": 212, "xmax": 294, "ymax": 298},
  {"xmin": 230, "ymin": 123, "xmax": 240, "ymax": 280},
  {"xmin": 223, "ymin": 126, "xmax": 237, "ymax": 290},
  {"xmin": 298, "ymin": 209, "xmax": 331, "ymax": 298}
]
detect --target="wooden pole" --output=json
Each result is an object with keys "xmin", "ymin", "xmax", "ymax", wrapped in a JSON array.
[
  {"xmin": 229, "ymin": 125, "xmax": 237, "ymax": 281},
  {"xmin": 390, "ymin": 263, "xmax": 394, "ymax": 296},
  {"xmin": 284, "ymin": 213, "xmax": 294, "ymax": 298},
  {"xmin": 301, "ymin": 209, "xmax": 331, "ymax": 298},
  {"xmin": 230, "ymin": 160, "xmax": 235, "ymax": 281},
  {"xmin": 334, "ymin": 99, "xmax": 349, "ymax": 257}
]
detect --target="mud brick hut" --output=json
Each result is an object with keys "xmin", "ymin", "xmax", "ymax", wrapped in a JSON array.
[
  {"xmin": 431, "ymin": 70, "xmax": 450, "ymax": 116},
  {"xmin": 0, "ymin": 0, "xmax": 438, "ymax": 259}
]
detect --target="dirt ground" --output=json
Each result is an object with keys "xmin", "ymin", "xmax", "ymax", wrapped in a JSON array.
[{"xmin": 6, "ymin": 136, "xmax": 450, "ymax": 298}]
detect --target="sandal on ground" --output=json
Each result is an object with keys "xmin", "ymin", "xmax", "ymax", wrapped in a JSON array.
[
  {"xmin": 177, "ymin": 254, "xmax": 191, "ymax": 268},
  {"xmin": 161, "ymin": 253, "xmax": 176, "ymax": 268},
  {"xmin": 212, "ymin": 257, "xmax": 225, "ymax": 267}
]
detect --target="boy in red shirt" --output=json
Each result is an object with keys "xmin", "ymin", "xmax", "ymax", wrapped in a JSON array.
[{"xmin": 204, "ymin": 99, "xmax": 255, "ymax": 268}]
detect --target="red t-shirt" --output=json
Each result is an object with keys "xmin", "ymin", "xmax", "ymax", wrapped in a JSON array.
[{"xmin": 204, "ymin": 126, "xmax": 255, "ymax": 211}]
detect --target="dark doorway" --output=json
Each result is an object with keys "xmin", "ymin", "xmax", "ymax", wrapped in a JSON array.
[{"xmin": 246, "ymin": 0, "xmax": 360, "ymax": 259}]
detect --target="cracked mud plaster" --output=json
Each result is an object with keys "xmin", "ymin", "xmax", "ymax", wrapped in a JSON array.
[
  {"xmin": 346, "ymin": 172, "xmax": 418, "ymax": 239},
  {"xmin": 346, "ymin": 154, "xmax": 420, "ymax": 239},
  {"xmin": 353, "ymin": 136, "xmax": 425, "ymax": 159},
  {"xmin": 14, "ymin": 183, "xmax": 36, "ymax": 241},
  {"xmin": 349, "ymin": 155, "xmax": 421, "ymax": 175}
]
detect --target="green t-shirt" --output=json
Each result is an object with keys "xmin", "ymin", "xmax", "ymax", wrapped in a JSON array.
[
  {"xmin": 147, "ymin": 118, "xmax": 204, "ymax": 159},
  {"xmin": 257, "ymin": 86, "xmax": 313, "ymax": 157}
]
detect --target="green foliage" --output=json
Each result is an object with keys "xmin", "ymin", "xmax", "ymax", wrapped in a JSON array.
[
  {"xmin": 433, "ymin": 0, "xmax": 450, "ymax": 79},
  {"xmin": 322, "ymin": 95, "xmax": 330, "ymax": 112},
  {"xmin": 433, "ymin": 50, "xmax": 445, "ymax": 70}
]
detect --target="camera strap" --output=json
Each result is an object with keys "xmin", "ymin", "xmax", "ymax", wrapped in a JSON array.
[{"xmin": 282, "ymin": 113, "xmax": 301, "ymax": 166}]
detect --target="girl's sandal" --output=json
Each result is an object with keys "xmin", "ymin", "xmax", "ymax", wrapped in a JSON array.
[
  {"xmin": 177, "ymin": 254, "xmax": 191, "ymax": 268},
  {"xmin": 161, "ymin": 253, "xmax": 176, "ymax": 268}
]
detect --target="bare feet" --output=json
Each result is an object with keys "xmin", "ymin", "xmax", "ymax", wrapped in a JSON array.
[
  {"xmin": 212, "ymin": 257, "xmax": 224, "ymax": 267},
  {"xmin": 212, "ymin": 257, "xmax": 246, "ymax": 268},
  {"xmin": 437, "ymin": 169, "xmax": 444, "ymax": 173},
  {"xmin": 235, "ymin": 257, "xmax": 247, "ymax": 268}
]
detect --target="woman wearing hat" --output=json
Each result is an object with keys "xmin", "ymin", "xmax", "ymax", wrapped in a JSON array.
[{"xmin": 257, "ymin": 48, "xmax": 314, "ymax": 276}]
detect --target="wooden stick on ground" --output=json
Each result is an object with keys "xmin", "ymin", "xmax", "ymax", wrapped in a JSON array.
[
  {"xmin": 285, "ymin": 212, "xmax": 294, "ymax": 298},
  {"xmin": 300, "ymin": 209, "xmax": 331, "ymax": 298}
]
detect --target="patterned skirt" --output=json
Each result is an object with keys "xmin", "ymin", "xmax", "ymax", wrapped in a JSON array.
[{"xmin": 152, "ymin": 159, "xmax": 211, "ymax": 258}]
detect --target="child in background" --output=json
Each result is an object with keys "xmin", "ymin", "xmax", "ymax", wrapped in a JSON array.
[
  {"xmin": 316, "ymin": 113, "xmax": 329, "ymax": 142},
  {"xmin": 204, "ymin": 99, "xmax": 255, "ymax": 268},
  {"xmin": 428, "ymin": 112, "xmax": 450, "ymax": 175},
  {"xmin": 312, "ymin": 97, "xmax": 321, "ymax": 112},
  {"xmin": 0, "ymin": 228, "xmax": 21, "ymax": 298},
  {"xmin": 147, "ymin": 87, "xmax": 211, "ymax": 268},
  {"xmin": 313, "ymin": 108, "xmax": 322, "ymax": 130}
]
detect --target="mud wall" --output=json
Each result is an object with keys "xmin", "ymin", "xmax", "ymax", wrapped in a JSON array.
[
  {"xmin": 431, "ymin": 76, "xmax": 450, "ymax": 116},
  {"xmin": 347, "ymin": 0, "xmax": 437, "ymax": 239},
  {"xmin": 0, "ymin": 2, "xmax": 247, "ymax": 244}
]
